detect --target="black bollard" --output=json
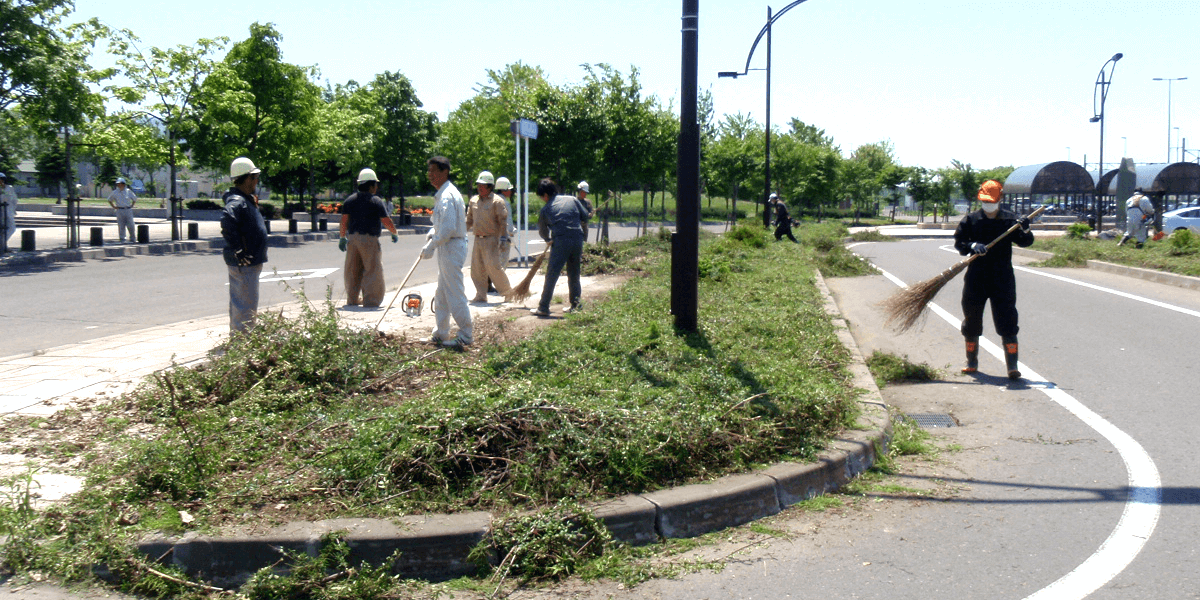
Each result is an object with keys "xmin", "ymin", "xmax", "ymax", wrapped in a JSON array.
[
  {"xmin": 187, "ymin": 222, "xmax": 199, "ymax": 240},
  {"xmin": 137, "ymin": 224, "xmax": 149, "ymax": 244},
  {"xmin": 318, "ymin": 219, "xmax": 328, "ymax": 232},
  {"xmin": 21, "ymin": 230, "xmax": 34, "ymax": 251},
  {"xmin": 288, "ymin": 218, "xmax": 298, "ymax": 234},
  {"xmin": 90, "ymin": 227, "xmax": 104, "ymax": 246}
]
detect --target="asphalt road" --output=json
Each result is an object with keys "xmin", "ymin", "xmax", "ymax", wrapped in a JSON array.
[{"xmin": 0, "ymin": 221, "xmax": 716, "ymax": 357}]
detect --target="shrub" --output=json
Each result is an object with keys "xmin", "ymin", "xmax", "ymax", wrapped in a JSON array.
[
  {"xmin": 1166, "ymin": 229, "xmax": 1200, "ymax": 256},
  {"xmin": 1066, "ymin": 222, "xmax": 1092, "ymax": 240},
  {"xmin": 185, "ymin": 199, "xmax": 221, "ymax": 211},
  {"xmin": 258, "ymin": 202, "xmax": 280, "ymax": 220}
]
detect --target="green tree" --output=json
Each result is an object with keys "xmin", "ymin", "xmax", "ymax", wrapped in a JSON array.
[
  {"xmin": 370, "ymin": 71, "xmax": 437, "ymax": 208},
  {"xmin": 103, "ymin": 31, "xmax": 227, "ymax": 203},
  {"xmin": 705, "ymin": 112, "xmax": 761, "ymax": 219},
  {"xmin": 34, "ymin": 140, "xmax": 67, "ymax": 196},
  {"xmin": 187, "ymin": 22, "xmax": 321, "ymax": 190}
]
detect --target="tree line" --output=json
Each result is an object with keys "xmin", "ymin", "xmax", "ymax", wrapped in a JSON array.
[{"xmin": 1, "ymin": 2, "xmax": 1013, "ymax": 218}]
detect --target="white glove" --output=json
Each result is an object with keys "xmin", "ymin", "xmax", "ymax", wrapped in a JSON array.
[{"xmin": 421, "ymin": 241, "xmax": 435, "ymax": 259}]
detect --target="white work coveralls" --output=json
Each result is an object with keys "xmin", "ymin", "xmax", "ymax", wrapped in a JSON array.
[
  {"xmin": 1124, "ymin": 193, "xmax": 1154, "ymax": 244},
  {"xmin": 426, "ymin": 180, "xmax": 473, "ymax": 344},
  {"xmin": 1, "ymin": 184, "xmax": 16, "ymax": 246}
]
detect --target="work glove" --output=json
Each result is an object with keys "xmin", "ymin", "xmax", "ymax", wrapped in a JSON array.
[
  {"xmin": 391, "ymin": 233, "xmax": 399, "ymax": 243},
  {"xmin": 969, "ymin": 242, "xmax": 988, "ymax": 256},
  {"xmin": 421, "ymin": 240, "xmax": 435, "ymax": 259},
  {"xmin": 1018, "ymin": 216, "xmax": 1031, "ymax": 230},
  {"xmin": 338, "ymin": 237, "xmax": 348, "ymax": 252},
  {"xmin": 426, "ymin": 230, "xmax": 434, "ymax": 241},
  {"xmin": 235, "ymin": 249, "xmax": 253, "ymax": 266}
]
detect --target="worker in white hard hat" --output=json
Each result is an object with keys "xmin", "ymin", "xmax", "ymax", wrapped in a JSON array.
[
  {"xmin": 576, "ymin": 181, "xmax": 595, "ymax": 242},
  {"xmin": 465, "ymin": 170, "xmax": 513, "ymax": 302},
  {"xmin": 1, "ymin": 172, "xmax": 17, "ymax": 251},
  {"xmin": 421, "ymin": 156, "xmax": 472, "ymax": 347},
  {"xmin": 338, "ymin": 168, "xmax": 400, "ymax": 307},
  {"xmin": 220, "ymin": 157, "xmax": 269, "ymax": 333},
  {"xmin": 108, "ymin": 176, "xmax": 138, "ymax": 243},
  {"xmin": 1118, "ymin": 187, "xmax": 1156, "ymax": 248},
  {"xmin": 494, "ymin": 177, "xmax": 518, "ymax": 272}
]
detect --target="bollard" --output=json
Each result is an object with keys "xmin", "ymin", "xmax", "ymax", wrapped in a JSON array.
[
  {"xmin": 137, "ymin": 224, "xmax": 149, "ymax": 244},
  {"xmin": 288, "ymin": 219, "xmax": 298, "ymax": 234},
  {"xmin": 90, "ymin": 227, "xmax": 104, "ymax": 246},
  {"xmin": 319, "ymin": 219, "xmax": 328, "ymax": 232},
  {"xmin": 187, "ymin": 222, "xmax": 199, "ymax": 240},
  {"xmin": 21, "ymin": 230, "xmax": 34, "ymax": 252},
  {"xmin": 264, "ymin": 220, "xmax": 271, "ymax": 233}
]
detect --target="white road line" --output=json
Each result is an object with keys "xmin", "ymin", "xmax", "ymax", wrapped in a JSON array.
[
  {"xmin": 933, "ymin": 244, "xmax": 1200, "ymax": 319},
  {"xmin": 876, "ymin": 265, "xmax": 1162, "ymax": 600}
]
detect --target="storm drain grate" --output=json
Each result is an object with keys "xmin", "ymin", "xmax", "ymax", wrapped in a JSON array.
[{"xmin": 905, "ymin": 413, "xmax": 957, "ymax": 429}]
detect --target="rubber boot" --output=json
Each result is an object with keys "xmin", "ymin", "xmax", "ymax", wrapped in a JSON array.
[
  {"xmin": 961, "ymin": 337, "xmax": 979, "ymax": 374},
  {"xmin": 1002, "ymin": 335, "xmax": 1021, "ymax": 380}
]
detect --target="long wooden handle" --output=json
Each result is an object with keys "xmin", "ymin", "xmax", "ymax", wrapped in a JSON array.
[
  {"xmin": 984, "ymin": 205, "xmax": 1046, "ymax": 251},
  {"xmin": 375, "ymin": 254, "xmax": 424, "ymax": 331}
]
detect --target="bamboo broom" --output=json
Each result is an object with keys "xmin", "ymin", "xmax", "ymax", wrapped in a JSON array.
[
  {"xmin": 882, "ymin": 205, "xmax": 1046, "ymax": 332},
  {"xmin": 504, "ymin": 242, "xmax": 552, "ymax": 303}
]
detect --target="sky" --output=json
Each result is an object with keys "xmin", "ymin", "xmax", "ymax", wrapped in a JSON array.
[{"xmin": 69, "ymin": 0, "xmax": 1197, "ymax": 173}]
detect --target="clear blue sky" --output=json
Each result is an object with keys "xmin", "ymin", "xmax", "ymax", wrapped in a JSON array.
[{"xmin": 71, "ymin": 0, "xmax": 1197, "ymax": 172}]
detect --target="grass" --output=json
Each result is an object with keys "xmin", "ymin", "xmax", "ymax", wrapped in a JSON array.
[
  {"xmin": 1031, "ymin": 229, "xmax": 1200, "ymax": 277},
  {"xmin": 865, "ymin": 351, "xmax": 940, "ymax": 388},
  {"xmin": 0, "ymin": 225, "xmax": 870, "ymax": 597}
]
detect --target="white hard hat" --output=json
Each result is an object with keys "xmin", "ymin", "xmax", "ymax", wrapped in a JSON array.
[
  {"xmin": 577, "ymin": 181, "xmax": 590, "ymax": 193},
  {"xmin": 230, "ymin": 157, "xmax": 261, "ymax": 179},
  {"xmin": 769, "ymin": 192, "xmax": 779, "ymax": 200},
  {"xmin": 476, "ymin": 171, "xmax": 495, "ymax": 185},
  {"xmin": 495, "ymin": 177, "xmax": 513, "ymax": 191},
  {"xmin": 116, "ymin": 177, "xmax": 126, "ymax": 184},
  {"xmin": 357, "ymin": 168, "xmax": 379, "ymax": 184}
]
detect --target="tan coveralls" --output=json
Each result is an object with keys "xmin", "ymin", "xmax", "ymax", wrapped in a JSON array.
[{"xmin": 466, "ymin": 192, "xmax": 513, "ymax": 301}]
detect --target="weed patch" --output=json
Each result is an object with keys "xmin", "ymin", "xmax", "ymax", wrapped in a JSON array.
[{"xmin": 865, "ymin": 351, "xmax": 940, "ymax": 387}]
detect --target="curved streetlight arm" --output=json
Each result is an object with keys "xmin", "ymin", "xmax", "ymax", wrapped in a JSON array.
[
  {"xmin": 1092, "ymin": 53, "xmax": 1122, "ymax": 120},
  {"xmin": 722, "ymin": 0, "xmax": 811, "ymax": 77}
]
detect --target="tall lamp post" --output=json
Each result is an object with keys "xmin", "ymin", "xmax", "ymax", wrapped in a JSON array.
[
  {"xmin": 718, "ymin": 0, "xmax": 811, "ymax": 229},
  {"xmin": 1090, "ymin": 52, "xmax": 1122, "ymax": 232},
  {"xmin": 1152, "ymin": 77, "xmax": 1187, "ymax": 163}
]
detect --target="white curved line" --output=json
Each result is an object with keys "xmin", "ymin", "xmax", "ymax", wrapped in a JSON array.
[{"xmin": 876, "ymin": 265, "xmax": 1161, "ymax": 600}]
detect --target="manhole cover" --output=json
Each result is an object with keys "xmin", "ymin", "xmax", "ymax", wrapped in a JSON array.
[{"xmin": 905, "ymin": 413, "xmax": 957, "ymax": 428}]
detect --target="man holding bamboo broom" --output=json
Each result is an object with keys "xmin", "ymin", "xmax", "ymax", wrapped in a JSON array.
[
  {"xmin": 953, "ymin": 179, "xmax": 1034, "ymax": 379},
  {"xmin": 530, "ymin": 178, "xmax": 590, "ymax": 317}
]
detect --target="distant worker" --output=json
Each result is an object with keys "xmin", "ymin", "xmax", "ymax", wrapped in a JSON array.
[
  {"xmin": 953, "ymin": 179, "xmax": 1034, "ymax": 380},
  {"xmin": 1, "ymin": 173, "xmax": 16, "ymax": 250},
  {"xmin": 220, "ymin": 157, "xmax": 269, "ymax": 333},
  {"xmin": 770, "ymin": 193, "xmax": 798, "ymax": 243},
  {"xmin": 1118, "ymin": 188, "xmax": 1155, "ymax": 248},
  {"xmin": 465, "ymin": 171, "xmax": 513, "ymax": 302},
  {"xmin": 576, "ymin": 181, "xmax": 595, "ymax": 242},
  {"xmin": 108, "ymin": 177, "xmax": 138, "ymax": 243},
  {"xmin": 495, "ymin": 176, "xmax": 518, "ymax": 272},
  {"xmin": 421, "ymin": 156, "xmax": 473, "ymax": 346},
  {"xmin": 532, "ymin": 178, "xmax": 589, "ymax": 317},
  {"xmin": 337, "ymin": 168, "xmax": 399, "ymax": 307}
]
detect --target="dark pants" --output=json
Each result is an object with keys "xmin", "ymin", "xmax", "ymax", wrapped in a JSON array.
[
  {"xmin": 538, "ymin": 233, "xmax": 583, "ymax": 312},
  {"xmin": 774, "ymin": 221, "xmax": 798, "ymax": 243},
  {"xmin": 960, "ymin": 267, "xmax": 1019, "ymax": 338}
]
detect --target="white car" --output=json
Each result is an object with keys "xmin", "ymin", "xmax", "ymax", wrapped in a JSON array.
[{"xmin": 1162, "ymin": 206, "xmax": 1200, "ymax": 233}]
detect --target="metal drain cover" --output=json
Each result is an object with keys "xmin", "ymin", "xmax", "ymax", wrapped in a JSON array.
[{"xmin": 906, "ymin": 413, "xmax": 957, "ymax": 428}]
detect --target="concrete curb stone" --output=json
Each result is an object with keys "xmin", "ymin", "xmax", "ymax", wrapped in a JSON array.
[{"xmin": 131, "ymin": 264, "xmax": 894, "ymax": 586}]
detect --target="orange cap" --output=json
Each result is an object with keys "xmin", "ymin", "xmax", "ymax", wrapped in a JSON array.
[{"xmin": 978, "ymin": 179, "xmax": 1003, "ymax": 203}]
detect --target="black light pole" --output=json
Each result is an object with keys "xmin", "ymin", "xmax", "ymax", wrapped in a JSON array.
[
  {"xmin": 1090, "ymin": 52, "xmax": 1122, "ymax": 232},
  {"xmin": 718, "ymin": 0, "xmax": 810, "ymax": 229},
  {"xmin": 674, "ymin": 0, "xmax": 700, "ymax": 332}
]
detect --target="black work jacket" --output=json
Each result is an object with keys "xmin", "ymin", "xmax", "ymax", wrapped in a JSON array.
[{"xmin": 953, "ymin": 208, "xmax": 1034, "ymax": 273}]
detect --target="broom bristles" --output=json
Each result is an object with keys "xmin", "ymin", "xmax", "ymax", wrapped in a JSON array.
[
  {"xmin": 882, "ymin": 259, "xmax": 969, "ymax": 332},
  {"xmin": 504, "ymin": 244, "xmax": 552, "ymax": 303}
]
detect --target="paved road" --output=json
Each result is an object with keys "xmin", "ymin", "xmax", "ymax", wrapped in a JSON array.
[{"xmin": 0, "ymin": 221, "xmax": 707, "ymax": 358}]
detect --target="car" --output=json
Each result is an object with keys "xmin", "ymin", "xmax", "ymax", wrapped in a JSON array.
[{"xmin": 1162, "ymin": 206, "xmax": 1200, "ymax": 233}]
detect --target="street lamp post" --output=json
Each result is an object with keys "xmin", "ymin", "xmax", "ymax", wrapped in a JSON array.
[
  {"xmin": 718, "ymin": 0, "xmax": 810, "ymax": 229},
  {"xmin": 1152, "ymin": 77, "xmax": 1187, "ymax": 163},
  {"xmin": 1090, "ymin": 52, "xmax": 1122, "ymax": 232}
]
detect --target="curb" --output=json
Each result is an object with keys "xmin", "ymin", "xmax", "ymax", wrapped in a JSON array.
[{"xmin": 134, "ymin": 271, "xmax": 893, "ymax": 586}]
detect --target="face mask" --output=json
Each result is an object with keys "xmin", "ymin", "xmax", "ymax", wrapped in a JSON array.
[{"xmin": 981, "ymin": 202, "xmax": 1000, "ymax": 215}]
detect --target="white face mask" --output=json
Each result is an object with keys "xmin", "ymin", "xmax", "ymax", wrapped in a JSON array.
[{"xmin": 981, "ymin": 202, "xmax": 1000, "ymax": 215}]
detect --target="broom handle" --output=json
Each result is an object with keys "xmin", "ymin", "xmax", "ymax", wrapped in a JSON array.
[
  {"xmin": 956, "ymin": 205, "xmax": 1048, "ymax": 269},
  {"xmin": 375, "ymin": 254, "xmax": 424, "ymax": 331}
]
